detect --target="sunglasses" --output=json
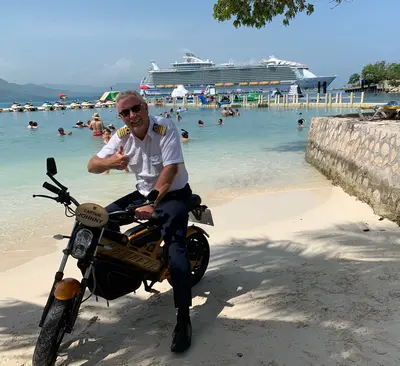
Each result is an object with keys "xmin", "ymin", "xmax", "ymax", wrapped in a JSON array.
[{"xmin": 118, "ymin": 104, "xmax": 142, "ymax": 118}]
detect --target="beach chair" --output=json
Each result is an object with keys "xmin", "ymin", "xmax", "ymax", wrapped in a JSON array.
[{"xmin": 358, "ymin": 102, "xmax": 400, "ymax": 121}]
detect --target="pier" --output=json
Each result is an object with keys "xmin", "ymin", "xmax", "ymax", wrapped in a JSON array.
[
  {"xmin": 145, "ymin": 92, "xmax": 372, "ymax": 109},
  {"xmin": 0, "ymin": 92, "xmax": 386, "ymax": 113}
]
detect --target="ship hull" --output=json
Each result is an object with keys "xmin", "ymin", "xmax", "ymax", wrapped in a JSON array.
[{"xmin": 142, "ymin": 65, "xmax": 336, "ymax": 91}]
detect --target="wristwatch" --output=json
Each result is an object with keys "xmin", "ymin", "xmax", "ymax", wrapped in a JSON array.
[{"xmin": 146, "ymin": 201, "xmax": 157, "ymax": 208}]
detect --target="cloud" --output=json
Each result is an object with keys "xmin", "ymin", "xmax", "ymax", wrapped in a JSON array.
[{"xmin": 100, "ymin": 58, "xmax": 135, "ymax": 79}]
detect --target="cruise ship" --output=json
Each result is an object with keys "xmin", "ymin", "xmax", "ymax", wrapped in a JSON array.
[{"xmin": 140, "ymin": 52, "xmax": 336, "ymax": 92}]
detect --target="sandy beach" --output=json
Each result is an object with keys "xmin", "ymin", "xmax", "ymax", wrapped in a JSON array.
[{"xmin": 1, "ymin": 184, "xmax": 400, "ymax": 365}]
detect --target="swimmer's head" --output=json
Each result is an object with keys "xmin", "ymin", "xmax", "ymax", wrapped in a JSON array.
[
  {"xmin": 28, "ymin": 121, "xmax": 33, "ymax": 126},
  {"xmin": 58, "ymin": 127, "xmax": 64, "ymax": 134},
  {"xmin": 32, "ymin": 121, "xmax": 38, "ymax": 127},
  {"xmin": 181, "ymin": 129, "xmax": 189, "ymax": 139},
  {"xmin": 198, "ymin": 120, "xmax": 204, "ymax": 125}
]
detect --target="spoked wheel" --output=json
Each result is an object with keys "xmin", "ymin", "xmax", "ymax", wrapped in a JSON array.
[{"xmin": 32, "ymin": 299, "xmax": 69, "ymax": 366}]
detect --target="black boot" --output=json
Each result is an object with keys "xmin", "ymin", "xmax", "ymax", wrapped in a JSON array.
[{"xmin": 171, "ymin": 309, "xmax": 192, "ymax": 353}]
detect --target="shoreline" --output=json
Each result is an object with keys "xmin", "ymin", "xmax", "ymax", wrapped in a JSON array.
[
  {"xmin": 1, "ymin": 184, "xmax": 400, "ymax": 365},
  {"xmin": 0, "ymin": 176, "xmax": 331, "ymax": 273}
]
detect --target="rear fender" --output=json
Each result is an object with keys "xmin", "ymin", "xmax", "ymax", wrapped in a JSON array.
[
  {"xmin": 54, "ymin": 278, "xmax": 81, "ymax": 301},
  {"xmin": 187, "ymin": 225, "xmax": 209, "ymax": 238}
]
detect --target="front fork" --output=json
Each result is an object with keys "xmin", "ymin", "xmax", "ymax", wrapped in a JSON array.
[{"xmin": 39, "ymin": 226, "xmax": 103, "ymax": 333}]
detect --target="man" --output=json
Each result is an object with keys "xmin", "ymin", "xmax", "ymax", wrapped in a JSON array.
[
  {"xmin": 90, "ymin": 113, "xmax": 105, "ymax": 136},
  {"xmin": 87, "ymin": 90, "xmax": 192, "ymax": 353}
]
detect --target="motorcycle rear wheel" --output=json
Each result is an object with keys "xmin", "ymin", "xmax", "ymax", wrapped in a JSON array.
[
  {"xmin": 168, "ymin": 231, "xmax": 210, "ymax": 288},
  {"xmin": 32, "ymin": 299, "xmax": 69, "ymax": 366}
]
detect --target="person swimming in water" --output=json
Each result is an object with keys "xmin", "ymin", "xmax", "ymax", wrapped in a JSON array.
[
  {"xmin": 218, "ymin": 118, "xmax": 223, "ymax": 125},
  {"xmin": 181, "ymin": 129, "xmax": 190, "ymax": 142},
  {"xmin": 298, "ymin": 118, "xmax": 305, "ymax": 129},
  {"xmin": 198, "ymin": 120, "xmax": 204, "ymax": 127},
  {"xmin": 58, "ymin": 127, "xmax": 72, "ymax": 136}
]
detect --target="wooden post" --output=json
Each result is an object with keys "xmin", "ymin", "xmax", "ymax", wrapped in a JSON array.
[
  {"xmin": 350, "ymin": 92, "xmax": 354, "ymax": 106},
  {"xmin": 339, "ymin": 92, "xmax": 343, "ymax": 104},
  {"xmin": 335, "ymin": 92, "xmax": 339, "ymax": 104},
  {"xmin": 267, "ymin": 94, "xmax": 270, "ymax": 106},
  {"xmin": 316, "ymin": 93, "xmax": 320, "ymax": 105},
  {"xmin": 306, "ymin": 93, "xmax": 309, "ymax": 107},
  {"xmin": 360, "ymin": 91, "xmax": 365, "ymax": 104}
]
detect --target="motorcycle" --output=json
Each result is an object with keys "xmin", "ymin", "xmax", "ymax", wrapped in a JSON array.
[{"xmin": 32, "ymin": 157, "xmax": 214, "ymax": 366}]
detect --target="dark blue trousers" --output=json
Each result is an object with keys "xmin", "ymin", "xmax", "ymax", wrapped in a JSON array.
[{"xmin": 105, "ymin": 185, "xmax": 192, "ymax": 309}]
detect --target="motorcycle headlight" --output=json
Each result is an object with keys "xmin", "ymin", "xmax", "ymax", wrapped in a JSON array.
[{"xmin": 71, "ymin": 229, "xmax": 93, "ymax": 259}]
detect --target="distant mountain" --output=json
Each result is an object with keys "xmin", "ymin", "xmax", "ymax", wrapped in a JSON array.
[
  {"xmin": 0, "ymin": 78, "xmax": 101, "ymax": 102},
  {"xmin": 40, "ymin": 82, "xmax": 140, "ymax": 94},
  {"xmin": 0, "ymin": 78, "xmax": 140, "ymax": 102}
]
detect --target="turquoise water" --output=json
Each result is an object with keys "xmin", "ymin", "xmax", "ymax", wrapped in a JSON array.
[{"xmin": 0, "ymin": 104, "xmax": 364, "ymax": 258}]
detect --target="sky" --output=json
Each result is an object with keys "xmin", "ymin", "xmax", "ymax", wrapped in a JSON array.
[{"xmin": 0, "ymin": 0, "xmax": 399, "ymax": 88}]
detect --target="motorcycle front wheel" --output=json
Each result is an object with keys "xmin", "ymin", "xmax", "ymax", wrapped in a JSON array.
[{"xmin": 32, "ymin": 299, "xmax": 69, "ymax": 366}]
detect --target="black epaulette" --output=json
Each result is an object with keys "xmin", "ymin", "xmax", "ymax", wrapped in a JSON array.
[
  {"xmin": 117, "ymin": 126, "xmax": 130, "ymax": 138},
  {"xmin": 153, "ymin": 123, "xmax": 167, "ymax": 136}
]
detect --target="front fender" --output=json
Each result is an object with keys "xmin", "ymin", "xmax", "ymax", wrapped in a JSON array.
[
  {"xmin": 54, "ymin": 278, "xmax": 81, "ymax": 300},
  {"xmin": 187, "ymin": 225, "xmax": 209, "ymax": 238}
]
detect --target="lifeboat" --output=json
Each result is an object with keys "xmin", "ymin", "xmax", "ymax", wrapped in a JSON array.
[
  {"xmin": 156, "ymin": 85, "xmax": 165, "ymax": 88},
  {"xmin": 238, "ymin": 82, "xmax": 248, "ymax": 86},
  {"xmin": 249, "ymin": 82, "xmax": 259, "ymax": 86},
  {"xmin": 224, "ymin": 82, "xmax": 234, "ymax": 86},
  {"xmin": 260, "ymin": 81, "xmax": 270, "ymax": 85},
  {"xmin": 270, "ymin": 81, "xmax": 281, "ymax": 85},
  {"xmin": 215, "ymin": 83, "xmax": 224, "ymax": 87},
  {"xmin": 165, "ymin": 84, "xmax": 174, "ymax": 88}
]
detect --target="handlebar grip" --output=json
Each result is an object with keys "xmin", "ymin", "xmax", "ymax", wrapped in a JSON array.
[{"xmin": 43, "ymin": 182, "xmax": 61, "ymax": 195}]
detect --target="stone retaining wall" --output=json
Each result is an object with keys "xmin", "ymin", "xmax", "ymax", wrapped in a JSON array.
[{"xmin": 306, "ymin": 116, "xmax": 400, "ymax": 223}]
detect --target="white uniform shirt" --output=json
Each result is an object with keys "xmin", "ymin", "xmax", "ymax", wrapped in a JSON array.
[{"xmin": 97, "ymin": 116, "xmax": 188, "ymax": 196}]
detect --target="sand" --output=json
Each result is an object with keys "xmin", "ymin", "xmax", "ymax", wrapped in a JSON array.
[{"xmin": 1, "ymin": 184, "xmax": 400, "ymax": 365}]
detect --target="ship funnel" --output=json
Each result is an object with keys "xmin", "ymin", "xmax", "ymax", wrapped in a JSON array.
[{"xmin": 150, "ymin": 60, "xmax": 160, "ymax": 71}]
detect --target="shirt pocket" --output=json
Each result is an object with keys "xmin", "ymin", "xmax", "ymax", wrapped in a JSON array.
[
  {"xmin": 128, "ymin": 153, "xmax": 141, "ymax": 171},
  {"xmin": 149, "ymin": 154, "xmax": 163, "ymax": 174}
]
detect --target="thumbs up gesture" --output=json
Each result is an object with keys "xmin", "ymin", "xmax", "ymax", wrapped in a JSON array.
[{"xmin": 109, "ymin": 145, "xmax": 130, "ymax": 170}]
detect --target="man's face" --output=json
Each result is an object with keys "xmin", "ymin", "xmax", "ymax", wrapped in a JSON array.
[{"xmin": 117, "ymin": 95, "xmax": 149, "ymax": 131}]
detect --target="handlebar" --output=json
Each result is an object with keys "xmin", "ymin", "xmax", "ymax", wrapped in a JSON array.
[
  {"xmin": 43, "ymin": 182, "xmax": 61, "ymax": 195},
  {"xmin": 108, "ymin": 202, "xmax": 159, "ymax": 223},
  {"xmin": 34, "ymin": 181, "xmax": 80, "ymax": 207}
]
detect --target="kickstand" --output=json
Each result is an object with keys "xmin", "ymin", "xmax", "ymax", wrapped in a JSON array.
[{"xmin": 143, "ymin": 280, "xmax": 160, "ymax": 294}]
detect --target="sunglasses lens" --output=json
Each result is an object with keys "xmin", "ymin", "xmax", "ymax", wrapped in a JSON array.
[{"xmin": 119, "ymin": 104, "xmax": 141, "ymax": 118}]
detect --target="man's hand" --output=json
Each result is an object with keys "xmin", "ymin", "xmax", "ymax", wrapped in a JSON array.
[
  {"xmin": 135, "ymin": 205, "xmax": 155, "ymax": 221},
  {"xmin": 108, "ymin": 145, "xmax": 130, "ymax": 170}
]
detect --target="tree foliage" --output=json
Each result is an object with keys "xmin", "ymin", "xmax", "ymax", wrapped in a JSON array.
[
  {"xmin": 357, "ymin": 61, "xmax": 400, "ymax": 87},
  {"xmin": 386, "ymin": 63, "xmax": 400, "ymax": 87},
  {"xmin": 361, "ymin": 61, "xmax": 388, "ymax": 86},
  {"xmin": 348, "ymin": 73, "xmax": 360, "ymax": 86},
  {"xmin": 213, "ymin": 0, "xmax": 343, "ymax": 28}
]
